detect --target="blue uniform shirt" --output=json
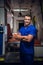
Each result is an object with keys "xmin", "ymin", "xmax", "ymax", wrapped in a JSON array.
[{"xmin": 19, "ymin": 24, "xmax": 37, "ymax": 55}]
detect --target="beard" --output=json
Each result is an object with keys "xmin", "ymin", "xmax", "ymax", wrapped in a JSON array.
[{"xmin": 24, "ymin": 22, "xmax": 30, "ymax": 27}]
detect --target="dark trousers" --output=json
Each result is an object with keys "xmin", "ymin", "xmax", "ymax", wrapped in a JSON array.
[{"xmin": 20, "ymin": 53, "xmax": 34, "ymax": 65}]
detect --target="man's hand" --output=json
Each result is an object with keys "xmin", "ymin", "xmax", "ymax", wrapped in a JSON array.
[
  {"xmin": 13, "ymin": 33, "xmax": 18, "ymax": 38},
  {"xmin": 13, "ymin": 33, "xmax": 20, "ymax": 38},
  {"xmin": 13, "ymin": 33, "xmax": 22, "ymax": 40}
]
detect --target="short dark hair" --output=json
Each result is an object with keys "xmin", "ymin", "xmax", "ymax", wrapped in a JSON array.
[{"xmin": 25, "ymin": 14, "xmax": 32, "ymax": 20}]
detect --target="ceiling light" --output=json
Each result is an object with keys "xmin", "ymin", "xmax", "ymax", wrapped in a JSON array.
[{"xmin": 13, "ymin": 9, "xmax": 28, "ymax": 12}]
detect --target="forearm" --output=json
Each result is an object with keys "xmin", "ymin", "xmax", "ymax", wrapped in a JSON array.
[
  {"xmin": 21, "ymin": 35, "xmax": 33, "ymax": 42},
  {"xmin": 22, "ymin": 38, "xmax": 29, "ymax": 42},
  {"xmin": 13, "ymin": 33, "xmax": 33, "ymax": 42},
  {"xmin": 14, "ymin": 35, "xmax": 23, "ymax": 41},
  {"xmin": 16, "ymin": 35, "xmax": 29, "ymax": 42},
  {"xmin": 22, "ymin": 36, "xmax": 29, "ymax": 42}
]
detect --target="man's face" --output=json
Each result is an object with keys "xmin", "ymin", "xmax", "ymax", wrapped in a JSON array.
[{"xmin": 24, "ymin": 16, "xmax": 31, "ymax": 26}]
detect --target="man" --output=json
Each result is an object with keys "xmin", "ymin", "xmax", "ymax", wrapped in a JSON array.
[{"xmin": 11, "ymin": 15, "xmax": 37, "ymax": 65}]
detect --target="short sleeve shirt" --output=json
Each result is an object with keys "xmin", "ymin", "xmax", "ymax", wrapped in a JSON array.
[{"xmin": 19, "ymin": 24, "xmax": 37, "ymax": 54}]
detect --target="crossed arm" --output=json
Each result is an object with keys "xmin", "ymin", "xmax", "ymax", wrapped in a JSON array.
[{"xmin": 13, "ymin": 33, "xmax": 34, "ymax": 42}]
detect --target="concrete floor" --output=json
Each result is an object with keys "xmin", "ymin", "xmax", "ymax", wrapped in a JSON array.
[{"xmin": 0, "ymin": 52, "xmax": 43, "ymax": 64}]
